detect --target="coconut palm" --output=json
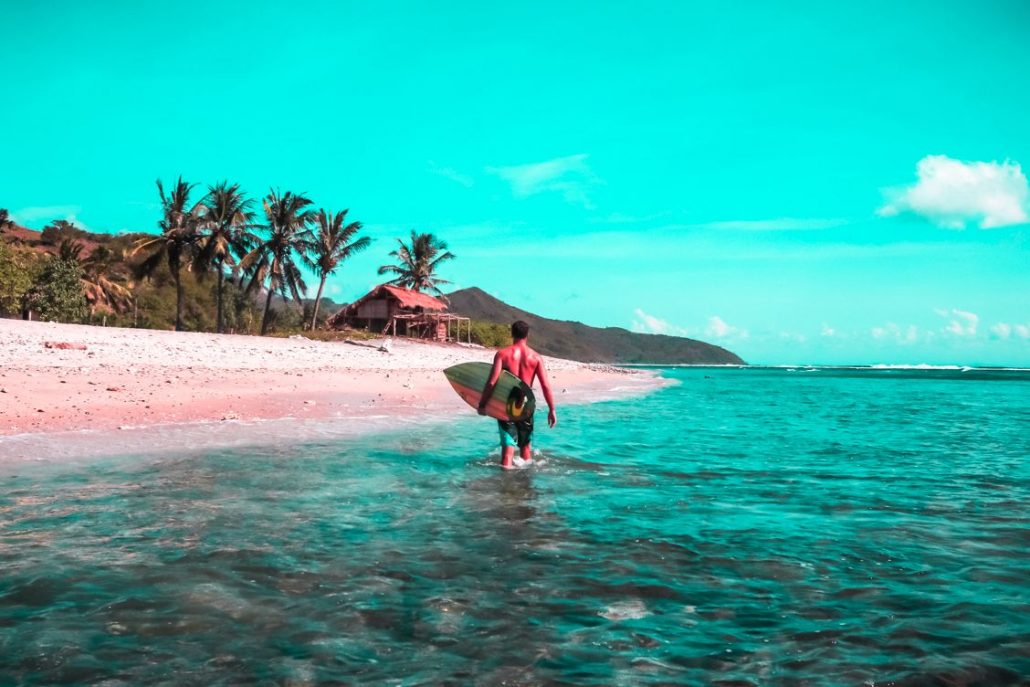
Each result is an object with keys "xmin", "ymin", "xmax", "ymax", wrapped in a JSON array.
[
  {"xmin": 132, "ymin": 177, "xmax": 203, "ymax": 331},
  {"xmin": 239, "ymin": 189, "xmax": 316, "ymax": 335},
  {"xmin": 58, "ymin": 237, "xmax": 86, "ymax": 263},
  {"xmin": 58, "ymin": 239, "xmax": 132, "ymax": 320},
  {"xmin": 303, "ymin": 209, "xmax": 370, "ymax": 330},
  {"xmin": 196, "ymin": 181, "xmax": 254, "ymax": 333},
  {"xmin": 377, "ymin": 231, "xmax": 455, "ymax": 295},
  {"xmin": 0, "ymin": 209, "xmax": 13, "ymax": 234}
]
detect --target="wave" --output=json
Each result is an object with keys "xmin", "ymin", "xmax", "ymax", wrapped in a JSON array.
[
  {"xmin": 627, "ymin": 363, "xmax": 1030, "ymax": 372},
  {"xmin": 869, "ymin": 364, "xmax": 964, "ymax": 370}
]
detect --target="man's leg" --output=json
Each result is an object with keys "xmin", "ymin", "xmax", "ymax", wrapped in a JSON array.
[
  {"xmin": 498, "ymin": 421, "xmax": 518, "ymax": 469},
  {"xmin": 516, "ymin": 417, "xmax": 534, "ymax": 464},
  {"xmin": 518, "ymin": 442, "xmax": 532, "ymax": 464}
]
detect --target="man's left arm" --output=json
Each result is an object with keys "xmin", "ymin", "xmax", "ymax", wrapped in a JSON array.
[{"xmin": 536, "ymin": 360, "xmax": 558, "ymax": 428}]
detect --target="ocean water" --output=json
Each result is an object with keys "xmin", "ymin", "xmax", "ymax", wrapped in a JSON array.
[{"xmin": 1, "ymin": 367, "xmax": 1028, "ymax": 686}]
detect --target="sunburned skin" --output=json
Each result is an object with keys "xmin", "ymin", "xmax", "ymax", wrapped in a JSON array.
[{"xmin": 478, "ymin": 329, "xmax": 557, "ymax": 470}]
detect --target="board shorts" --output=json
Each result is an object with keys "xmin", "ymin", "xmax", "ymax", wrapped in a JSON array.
[{"xmin": 498, "ymin": 415, "xmax": 534, "ymax": 449}]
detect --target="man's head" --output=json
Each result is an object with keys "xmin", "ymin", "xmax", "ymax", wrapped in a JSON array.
[{"xmin": 511, "ymin": 320, "xmax": 530, "ymax": 342}]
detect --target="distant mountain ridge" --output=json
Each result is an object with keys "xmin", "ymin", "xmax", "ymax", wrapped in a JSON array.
[{"xmin": 446, "ymin": 287, "xmax": 745, "ymax": 365}]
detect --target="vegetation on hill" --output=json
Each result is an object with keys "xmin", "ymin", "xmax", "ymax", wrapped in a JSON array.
[
  {"xmin": 449, "ymin": 287, "xmax": 745, "ymax": 365},
  {"xmin": 0, "ymin": 220, "xmax": 336, "ymax": 332},
  {"xmin": 0, "ymin": 241, "xmax": 41, "ymax": 314},
  {"xmin": 0, "ymin": 179, "xmax": 424, "ymax": 335},
  {"xmin": 1, "ymin": 192, "xmax": 739, "ymax": 363}
]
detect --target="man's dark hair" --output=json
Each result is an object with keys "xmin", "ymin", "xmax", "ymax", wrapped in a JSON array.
[{"xmin": 511, "ymin": 320, "xmax": 530, "ymax": 341}]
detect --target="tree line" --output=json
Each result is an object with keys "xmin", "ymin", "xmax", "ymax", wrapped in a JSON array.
[{"xmin": 0, "ymin": 179, "xmax": 456, "ymax": 336}]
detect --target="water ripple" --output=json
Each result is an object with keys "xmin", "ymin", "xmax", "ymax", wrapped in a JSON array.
[{"xmin": 0, "ymin": 367, "xmax": 1027, "ymax": 685}]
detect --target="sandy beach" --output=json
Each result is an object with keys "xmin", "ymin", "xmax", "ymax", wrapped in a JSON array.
[{"xmin": 0, "ymin": 319, "xmax": 661, "ymax": 458}]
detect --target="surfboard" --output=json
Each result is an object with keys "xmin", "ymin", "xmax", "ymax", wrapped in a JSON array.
[{"xmin": 444, "ymin": 362, "xmax": 536, "ymax": 422}]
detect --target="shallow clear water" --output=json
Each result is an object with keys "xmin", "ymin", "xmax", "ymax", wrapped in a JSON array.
[{"xmin": 1, "ymin": 367, "xmax": 1028, "ymax": 686}]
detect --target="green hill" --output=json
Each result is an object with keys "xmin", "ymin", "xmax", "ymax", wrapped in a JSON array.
[{"xmin": 447, "ymin": 287, "xmax": 744, "ymax": 365}]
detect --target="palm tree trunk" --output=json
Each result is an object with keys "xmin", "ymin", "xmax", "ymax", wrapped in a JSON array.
[
  {"xmin": 309, "ymin": 276, "xmax": 326, "ymax": 331},
  {"xmin": 174, "ymin": 268, "xmax": 184, "ymax": 332},
  {"xmin": 260, "ymin": 284, "xmax": 275, "ymax": 335},
  {"xmin": 216, "ymin": 257, "xmax": 225, "ymax": 334}
]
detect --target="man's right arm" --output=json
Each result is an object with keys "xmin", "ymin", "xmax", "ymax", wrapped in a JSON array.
[
  {"xmin": 536, "ymin": 358, "xmax": 557, "ymax": 428},
  {"xmin": 478, "ymin": 352, "xmax": 504, "ymax": 415}
]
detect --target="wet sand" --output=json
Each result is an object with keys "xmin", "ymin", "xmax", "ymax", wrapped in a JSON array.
[{"xmin": 0, "ymin": 319, "xmax": 661, "ymax": 459}]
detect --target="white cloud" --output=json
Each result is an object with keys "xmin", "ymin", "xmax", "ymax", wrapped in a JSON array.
[
  {"xmin": 700, "ymin": 218, "xmax": 848, "ymax": 231},
  {"xmin": 821, "ymin": 324, "xmax": 836, "ymax": 337},
  {"xmin": 936, "ymin": 308, "xmax": 979, "ymax": 337},
  {"xmin": 879, "ymin": 155, "xmax": 1030, "ymax": 229},
  {"xmin": 590, "ymin": 211, "xmax": 668, "ymax": 225},
  {"xmin": 871, "ymin": 323, "xmax": 919, "ymax": 344},
  {"xmin": 631, "ymin": 310, "xmax": 750, "ymax": 341},
  {"xmin": 990, "ymin": 322, "xmax": 1011, "ymax": 339},
  {"xmin": 12, "ymin": 205, "xmax": 88, "ymax": 230},
  {"xmin": 428, "ymin": 162, "xmax": 474, "ymax": 188},
  {"xmin": 992, "ymin": 322, "xmax": 1030, "ymax": 340},
  {"xmin": 487, "ymin": 154, "xmax": 599, "ymax": 207},
  {"xmin": 631, "ymin": 308, "xmax": 689, "ymax": 336},
  {"xmin": 705, "ymin": 316, "xmax": 748, "ymax": 340}
]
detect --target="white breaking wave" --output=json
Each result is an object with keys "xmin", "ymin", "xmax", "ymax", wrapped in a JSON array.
[{"xmin": 869, "ymin": 363, "xmax": 964, "ymax": 370}]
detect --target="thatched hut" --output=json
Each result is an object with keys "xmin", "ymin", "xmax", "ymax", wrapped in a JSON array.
[{"xmin": 325, "ymin": 284, "xmax": 470, "ymax": 342}]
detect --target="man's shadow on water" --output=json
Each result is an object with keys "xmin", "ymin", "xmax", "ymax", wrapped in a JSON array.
[
  {"xmin": 374, "ymin": 470, "xmax": 552, "ymax": 650},
  {"xmin": 477, "ymin": 468, "xmax": 539, "ymax": 524}
]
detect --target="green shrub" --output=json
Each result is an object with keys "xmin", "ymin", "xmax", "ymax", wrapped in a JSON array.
[
  {"xmin": 469, "ymin": 320, "xmax": 510, "ymax": 348},
  {"xmin": 29, "ymin": 258, "xmax": 87, "ymax": 322},
  {"xmin": 40, "ymin": 220, "xmax": 87, "ymax": 246},
  {"xmin": 0, "ymin": 243, "xmax": 38, "ymax": 316}
]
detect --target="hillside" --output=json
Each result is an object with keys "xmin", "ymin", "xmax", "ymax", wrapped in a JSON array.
[{"xmin": 447, "ymin": 287, "xmax": 745, "ymax": 365}]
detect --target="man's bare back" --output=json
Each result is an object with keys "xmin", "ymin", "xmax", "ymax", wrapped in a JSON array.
[
  {"xmin": 496, "ymin": 341, "xmax": 540, "ymax": 387},
  {"xmin": 478, "ymin": 321, "xmax": 557, "ymax": 469}
]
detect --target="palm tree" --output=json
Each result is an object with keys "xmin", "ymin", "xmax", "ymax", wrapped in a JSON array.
[
  {"xmin": 0, "ymin": 209, "xmax": 13, "ymax": 234},
  {"xmin": 303, "ymin": 209, "xmax": 370, "ymax": 330},
  {"xmin": 133, "ymin": 177, "xmax": 203, "ymax": 331},
  {"xmin": 239, "ymin": 189, "xmax": 316, "ymax": 335},
  {"xmin": 62, "ymin": 240, "xmax": 132, "ymax": 320},
  {"xmin": 58, "ymin": 237, "xmax": 86, "ymax": 263},
  {"xmin": 377, "ymin": 231, "xmax": 455, "ymax": 295},
  {"xmin": 196, "ymin": 181, "xmax": 254, "ymax": 333},
  {"xmin": 58, "ymin": 239, "xmax": 132, "ymax": 321}
]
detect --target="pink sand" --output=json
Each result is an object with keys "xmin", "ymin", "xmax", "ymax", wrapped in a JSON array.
[{"xmin": 0, "ymin": 320, "xmax": 660, "ymax": 457}]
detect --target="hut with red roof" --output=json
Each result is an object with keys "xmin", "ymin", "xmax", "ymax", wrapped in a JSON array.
[{"xmin": 325, "ymin": 284, "xmax": 470, "ymax": 342}]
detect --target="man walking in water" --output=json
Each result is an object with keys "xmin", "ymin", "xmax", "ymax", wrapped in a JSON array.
[{"xmin": 478, "ymin": 320, "xmax": 557, "ymax": 469}]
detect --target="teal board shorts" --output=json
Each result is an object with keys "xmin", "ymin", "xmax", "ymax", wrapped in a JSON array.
[{"xmin": 498, "ymin": 415, "xmax": 534, "ymax": 449}]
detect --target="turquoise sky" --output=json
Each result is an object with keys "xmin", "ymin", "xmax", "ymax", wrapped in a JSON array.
[{"xmin": 3, "ymin": 1, "xmax": 1029, "ymax": 365}]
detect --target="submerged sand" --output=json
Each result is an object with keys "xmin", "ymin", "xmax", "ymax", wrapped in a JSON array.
[{"xmin": 0, "ymin": 320, "xmax": 661, "ymax": 459}]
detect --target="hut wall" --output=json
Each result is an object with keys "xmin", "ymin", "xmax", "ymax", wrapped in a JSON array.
[{"xmin": 355, "ymin": 299, "xmax": 390, "ymax": 320}]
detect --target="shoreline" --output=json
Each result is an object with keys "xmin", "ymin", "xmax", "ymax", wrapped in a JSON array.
[{"xmin": 0, "ymin": 319, "xmax": 667, "ymax": 462}]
